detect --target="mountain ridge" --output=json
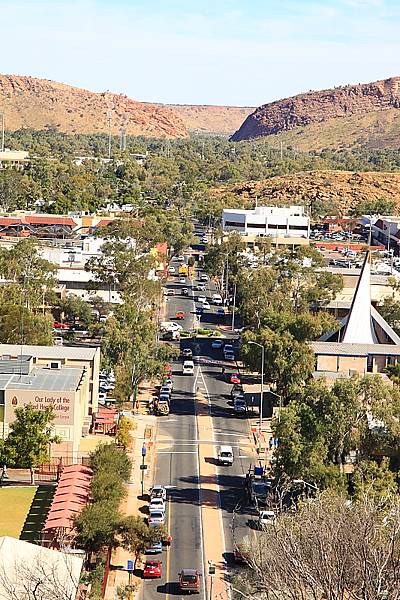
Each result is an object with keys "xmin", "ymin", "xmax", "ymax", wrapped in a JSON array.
[{"xmin": 231, "ymin": 77, "xmax": 400, "ymax": 145}]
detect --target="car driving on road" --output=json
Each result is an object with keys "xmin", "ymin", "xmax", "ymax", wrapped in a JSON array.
[
  {"xmin": 211, "ymin": 339, "xmax": 224, "ymax": 349},
  {"xmin": 182, "ymin": 348, "xmax": 193, "ymax": 358},
  {"xmin": 179, "ymin": 569, "xmax": 200, "ymax": 594},
  {"xmin": 143, "ymin": 560, "xmax": 162, "ymax": 578}
]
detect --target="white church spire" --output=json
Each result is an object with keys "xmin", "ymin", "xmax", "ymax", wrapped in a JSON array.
[{"xmin": 342, "ymin": 252, "xmax": 378, "ymax": 344}]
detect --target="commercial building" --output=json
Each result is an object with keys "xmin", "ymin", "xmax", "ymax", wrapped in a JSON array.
[
  {"xmin": 311, "ymin": 253, "xmax": 400, "ymax": 383},
  {"xmin": 0, "ymin": 344, "xmax": 100, "ymax": 460},
  {"xmin": 222, "ymin": 206, "xmax": 310, "ymax": 239},
  {"xmin": 0, "ymin": 150, "xmax": 30, "ymax": 169}
]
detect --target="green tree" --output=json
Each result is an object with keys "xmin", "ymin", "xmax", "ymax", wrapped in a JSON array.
[
  {"xmin": 59, "ymin": 294, "xmax": 93, "ymax": 327},
  {"xmin": 2, "ymin": 405, "xmax": 60, "ymax": 484},
  {"xmin": 0, "ymin": 304, "xmax": 53, "ymax": 345},
  {"xmin": 353, "ymin": 458, "xmax": 398, "ymax": 502},
  {"xmin": 75, "ymin": 500, "xmax": 122, "ymax": 553},
  {"xmin": 90, "ymin": 443, "xmax": 131, "ymax": 482},
  {"xmin": 90, "ymin": 470, "xmax": 127, "ymax": 505},
  {"xmin": 116, "ymin": 416, "xmax": 136, "ymax": 450},
  {"xmin": 119, "ymin": 516, "xmax": 166, "ymax": 569}
]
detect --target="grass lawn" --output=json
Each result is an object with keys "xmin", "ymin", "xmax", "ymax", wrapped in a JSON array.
[{"xmin": 0, "ymin": 487, "xmax": 36, "ymax": 538}]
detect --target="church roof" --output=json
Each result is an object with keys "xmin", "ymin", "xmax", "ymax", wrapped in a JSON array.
[{"xmin": 341, "ymin": 253, "xmax": 378, "ymax": 344}]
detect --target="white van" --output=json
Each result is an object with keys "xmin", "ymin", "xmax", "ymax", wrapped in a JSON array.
[
  {"xmin": 212, "ymin": 293, "xmax": 223, "ymax": 306},
  {"xmin": 218, "ymin": 445, "xmax": 234, "ymax": 465},
  {"xmin": 182, "ymin": 360, "xmax": 195, "ymax": 375}
]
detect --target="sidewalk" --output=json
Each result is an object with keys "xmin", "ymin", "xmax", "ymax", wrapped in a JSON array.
[{"xmin": 104, "ymin": 413, "xmax": 156, "ymax": 599}]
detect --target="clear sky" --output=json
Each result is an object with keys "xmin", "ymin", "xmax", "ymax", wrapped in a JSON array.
[{"xmin": 1, "ymin": 0, "xmax": 399, "ymax": 106}]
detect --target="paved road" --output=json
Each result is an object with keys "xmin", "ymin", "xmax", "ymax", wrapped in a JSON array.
[{"xmin": 141, "ymin": 231, "xmax": 256, "ymax": 599}]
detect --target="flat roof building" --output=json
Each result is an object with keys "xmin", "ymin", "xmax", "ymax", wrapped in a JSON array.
[{"xmin": 222, "ymin": 205, "xmax": 310, "ymax": 240}]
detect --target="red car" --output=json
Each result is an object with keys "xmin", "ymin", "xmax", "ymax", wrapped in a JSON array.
[
  {"xmin": 229, "ymin": 373, "xmax": 241, "ymax": 385},
  {"xmin": 143, "ymin": 560, "xmax": 162, "ymax": 578},
  {"xmin": 175, "ymin": 311, "xmax": 185, "ymax": 320},
  {"xmin": 179, "ymin": 569, "xmax": 200, "ymax": 593},
  {"xmin": 53, "ymin": 322, "xmax": 70, "ymax": 330}
]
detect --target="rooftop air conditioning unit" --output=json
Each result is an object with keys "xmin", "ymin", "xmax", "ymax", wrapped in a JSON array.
[{"xmin": 49, "ymin": 361, "xmax": 62, "ymax": 370}]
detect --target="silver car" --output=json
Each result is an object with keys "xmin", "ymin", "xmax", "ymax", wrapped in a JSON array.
[{"xmin": 148, "ymin": 510, "xmax": 165, "ymax": 528}]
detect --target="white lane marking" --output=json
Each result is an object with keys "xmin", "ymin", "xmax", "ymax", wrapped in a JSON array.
[
  {"xmin": 193, "ymin": 366, "xmax": 207, "ymax": 600},
  {"xmin": 198, "ymin": 365, "xmax": 232, "ymax": 600}
]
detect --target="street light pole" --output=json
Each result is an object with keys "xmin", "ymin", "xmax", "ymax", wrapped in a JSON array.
[{"xmin": 249, "ymin": 341, "xmax": 265, "ymax": 433}]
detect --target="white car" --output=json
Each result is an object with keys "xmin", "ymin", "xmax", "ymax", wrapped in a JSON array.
[
  {"xmin": 203, "ymin": 301, "xmax": 211, "ymax": 310},
  {"xmin": 258, "ymin": 510, "xmax": 276, "ymax": 529},
  {"xmin": 179, "ymin": 277, "xmax": 186, "ymax": 284},
  {"xmin": 148, "ymin": 510, "xmax": 165, "ymax": 528},
  {"xmin": 149, "ymin": 498, "xmax": 166, "ymax": 512},
  {"xmin": 211, "ymin": 339, "xmax": 224, "ymax": 349},
  {"xmin": 200, "ymin": 274, "xmax": 208, "ymax": 282},
  {"xmin": 168, "ymin": 266, "xmax": 176, "ymax": 274},
  {"xmin": 223, "ymin": 344, "xmax": 234, "ymax": 353},
  {"xmin": 151, "ymin": 484, "xmax": 167, "ymax": 501},
  {"xmin": 197, "ymin": 295, "xmax": 207, "ymax": 303},
  {"xmin": 183, "ymin": 360, "xmax": 195, "ymax": 375}
]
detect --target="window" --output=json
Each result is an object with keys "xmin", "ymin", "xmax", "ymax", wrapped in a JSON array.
[
  {"xmin": 224, "ymin": 221, "xmax": 244, "ymax": 228},
  {"xmin": 268, "ymin": 224, "xmax": 286, "ymax": 230},
  {"xmin": 289, "ymin": 224, "xmax": 308, "ymax": 231},
  {"xmin": 367, "ymin": 355, "xmax": 373, "ymax": 372},
  {"xmin": 247, "ymin": 223, "xmax": 266, "ymax": 229}
]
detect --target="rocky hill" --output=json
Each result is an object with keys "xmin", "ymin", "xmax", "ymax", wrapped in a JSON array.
[
  {"xmin": 231, "ymin": 77, "xmax": 400, "ymax": 146},
  {"xmin": 0, "ymin": 74, "xmax": 188, "ymax": 138},
  {"xmin": 212, "ymin": 171, "xmax": 400, "ymax": 216},
  {"xmin": 166, "ymin": 104, "xmax": 254, "ymax": 136}
]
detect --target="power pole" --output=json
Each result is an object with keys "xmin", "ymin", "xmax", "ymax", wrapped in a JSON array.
[{"xmin": 120, "ymin": 127, "xmax": 126, "ymax": 151}]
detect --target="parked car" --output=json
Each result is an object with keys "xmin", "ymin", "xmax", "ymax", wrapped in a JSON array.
[
  {"xmin": 145, "ymin": 540, "xmax": 163, "ymax": 555},
  {"xmin": 200, "ymin": 274, "xmax": 208, "ymax": 282},
  {"xmin": 216, "ymin": 308, "xmax": 225, "ymax": 317},
  {"xmin": 197, "ymin": 295, "xmax": 206, "ymax": 303},
  {"xmin": 196, "ymin": 283, "xmax": 206, "ymax": 291},
  {"xmin": 148, "ymin": 510, "xmax": 165, "ymax": 527},
  {"xmin": 165, "ymin": 289, "xmax": 174, "ymax": 296},
  {"xmin": 233, "ymin": 398, "xmax": 247, "ymax": 415},
  {"xmin": 203, "ymin": 301, "xmax": 211, "ymax": 310},
  {"xmin": 151, "ymin": 484, "xmax": 167, "ymax": 500},
  {"xmin": 182, "ymin": 288, "xmax": 189, "ymax": 296},
  {"xmin": 231, "ymin": 384, "xmax": 244, "ymax": 399},
  {"xmin": 224, "ymin": 351, "xmax": 235, "ymax": 361},
  {"xmin": 143, "ymin": 560, "xmax": 162, "ymax": 578},
  {"xmin": 229, "ymin": 373, "xmax": 241, "ymax": 384},
  {"xmin": 162, "ymin": 378, "xmax": 173, "ymax": 391},
  {"xmin": 258, "ymin": 510, "xmax": 276, "ymax": 529},
  {"xmin": 179, "ymin": 569, "xmax": 200, "ymax": 594},
  {"xmin": 182, "ymin": 348, "xmax": 193, "ymax": 358},
  {"xmin": 149, "ymin": 497, "xmax": 166, "ymax": 512},
  {"xmin": 175, "ymin": 311, "xmax": 185, "ymax": 320},
  {"xmin": 211, "ymin": 339, "xmax": 224, "ymax": 349},
  {"xmin": 196, "ymin": 306, "xmax": 204, "ymax": 315},
  {"xmin": 212, "ymin": 293, "xmax": 223, "ymax": 305},
  {"xmin": 179, "ymin": 277, "xmax": 186, "ymax": 284},
  {"xmin": 168, "ymin": 266, "xmax": 176, "ymax": 274},
  {"xmin": 53, "ymin": 322, "xmax": 70, "ymax": 330},
  {"xmin": 160, "ymin": 385, "xmax": 172, "ymax": 397}
]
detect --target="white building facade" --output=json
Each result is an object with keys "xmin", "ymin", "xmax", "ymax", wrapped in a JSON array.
[{"xmin": 222, "ymin": 206, "xmax": 310, "ymax": 238}]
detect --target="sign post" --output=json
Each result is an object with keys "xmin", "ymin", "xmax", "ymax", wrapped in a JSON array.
[
  {"xmin": 141, "ymin": 444, "xmax": 147, "ymax": 497},
  {"xmin": 127, "ymin": 559, "xmax": 133, "ymax": 585}
]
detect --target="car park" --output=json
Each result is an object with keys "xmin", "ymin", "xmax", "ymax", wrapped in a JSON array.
[
  {"xmin": 175, "ymin": 311, "xmax": 185, "ymax": 320},
  {"xmin": 182, "ymin": 348, "xmax": 193, "ymax": 358},
  {"xmin": 179, "ymin": 569, "xmax": 200, "ymax": 594},
  {"xmin": 211, "ymin": 339, "xmax": 224, "ymax": 349},
  {"xmin": 148, "ymin": 510, "xmax": 165, "ymax": 527},
  {"xmin": 143, "ymin": 560, "xmax": 162, "ymax": 578},
  {"xmin": 151, "ymin": 485, "xmax": 167, "ymax": 500}
]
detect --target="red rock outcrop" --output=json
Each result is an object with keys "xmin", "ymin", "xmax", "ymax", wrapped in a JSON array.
[
  {"xmin": 231, "ymin": 77, "xmax": 400, "ymax": 141},
  {"xmin": 0, "ymin": 74, "xmax": 188, "ymax": 138}
]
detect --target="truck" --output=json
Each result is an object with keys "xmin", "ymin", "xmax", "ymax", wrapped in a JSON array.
[{"xmin": 245, "ymin": 465, "xmax": 273, "ymax": 508}]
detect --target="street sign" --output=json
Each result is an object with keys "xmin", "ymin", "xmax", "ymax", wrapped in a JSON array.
[
  {"xmin": 127, "ymin": 560, "xmax": 134, "ymax": 572},
  {"xmin": 141, "ymin": 445, "xmax": 147, "ymax": 457},
  {"xmin": 140, "ymin": 464, "xmax": 148, "ymax": 470}
]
